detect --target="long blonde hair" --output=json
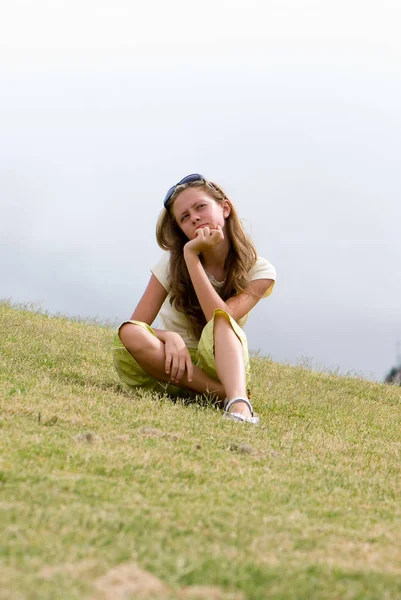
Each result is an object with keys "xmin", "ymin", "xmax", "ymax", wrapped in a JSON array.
[{"xmin": 156, "ymin": 180, "xmax": 257, "ymax": 340}]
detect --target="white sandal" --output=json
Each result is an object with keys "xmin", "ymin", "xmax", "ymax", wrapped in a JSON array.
[{"xmin": 223, "ymin": 397, "xmax": 260, "ymax": 424}]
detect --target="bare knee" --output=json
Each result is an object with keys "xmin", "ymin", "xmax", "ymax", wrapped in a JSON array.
[
  {"xmin": 213, "ymin": 313, "xmax": 234, "ymax": 338},
  {"xmin": 213, "ymin": 313, "xmax": 242, "ymax": 349},
  {"xmin": 214, "ymin": 313, "xmax": 230, "ymax": 329},
  {"xmin": 119, "ymin": 323, "xmax": 155, "ymax": 355}
]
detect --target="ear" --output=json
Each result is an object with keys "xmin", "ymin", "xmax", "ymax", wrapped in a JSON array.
[{"xmin": 222, "ymin": 199, "xmax": 231, "ymax": 218}]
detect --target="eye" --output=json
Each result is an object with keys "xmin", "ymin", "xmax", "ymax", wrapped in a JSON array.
[
  {"xmin": 181, "ymin": 214, "xmax": 189, "ymax": 223},
  {"xmin": 198, "ymin": 203, "xmax": 206, "ymax": 209}
]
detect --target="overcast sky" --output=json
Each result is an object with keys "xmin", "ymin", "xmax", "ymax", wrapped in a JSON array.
[{"xmin": 1, "ymin": 0, "xmax": 401, "ymax": 381}]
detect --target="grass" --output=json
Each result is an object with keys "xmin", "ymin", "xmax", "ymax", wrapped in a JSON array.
[{"xmin": 1, "ymin": 301, "xmax": 401, "ymax": 599}]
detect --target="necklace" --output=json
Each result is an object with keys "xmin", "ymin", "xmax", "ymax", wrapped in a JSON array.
[{"xmin": 205, "ymin": 270, "xmax": 225, "ymax": 287}]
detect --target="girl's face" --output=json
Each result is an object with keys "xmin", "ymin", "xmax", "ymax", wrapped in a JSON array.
[{"xmin": 171, "ymin": 187, "xmax": 230, "ymax": 240}]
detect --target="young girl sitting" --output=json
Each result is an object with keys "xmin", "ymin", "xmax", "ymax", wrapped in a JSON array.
[{"xmin": 113, "ymin": 174, "xmax": 276, "ymax": 423}]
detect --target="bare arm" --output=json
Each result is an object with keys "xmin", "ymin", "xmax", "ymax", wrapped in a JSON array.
[
  {"xmin": 183, "ymin": 248, "xmax": 227, "ymax": 321},
  {"xmin": 129, "ymin": 274, "xmax": 193, "ymax": 381},
  {"xmin": 225, "ymin": 278, "xmax": 275, "ymax": 320},
  {"xmin": 184, "ymin": 245, "xmax": 274, "ymax": 322},
  {"xmin": 130, "ymin": 274, "xmax": 168, "ymax": 325}
]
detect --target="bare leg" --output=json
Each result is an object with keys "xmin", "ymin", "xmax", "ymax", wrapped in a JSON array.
[
  {"xmin": 119, "ymin": 323, "xmax": 225, "ymax": 400},
  {"xmin": 213, "ymin": 314, "xmax": 252, "ymax": 417}
]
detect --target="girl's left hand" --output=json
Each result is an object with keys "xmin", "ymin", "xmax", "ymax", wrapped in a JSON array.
[{"xmin": 184, "ymin": 225, "xmax": 224, "ymax": 255}]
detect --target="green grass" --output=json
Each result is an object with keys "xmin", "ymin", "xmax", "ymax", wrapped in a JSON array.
[{"xmin": 1, "ymin": 301, "xmax": 401, "ymax": 600}]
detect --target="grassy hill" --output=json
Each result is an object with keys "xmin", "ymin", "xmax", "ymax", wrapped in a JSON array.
[{"xmin": 1, "ymin": 301, "xmax": 401, "ymax": 600}]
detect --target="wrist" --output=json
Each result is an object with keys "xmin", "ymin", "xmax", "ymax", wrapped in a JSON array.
[
  {"xmin": 153, "ymin": 329, "xmax": 166, "ymax": 342},
  {"xmin": 184, "ymin": 245, "xmax": 201, "ymax": 260},
  {"xmin": 154, "ymin": 329, "xmax": 174, "ymax": 342},
  {"xmin": 159, "ymin": 330, "xmax": 179, "ymax": 340}
]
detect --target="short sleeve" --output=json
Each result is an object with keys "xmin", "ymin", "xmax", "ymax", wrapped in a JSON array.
[
  {"xmin": 151, "ymin": 252, "xmax": 171, "ymax": 292},
  {"xmin": 249, "ymin": 257, "xmax": 277, "ymax": 298}
]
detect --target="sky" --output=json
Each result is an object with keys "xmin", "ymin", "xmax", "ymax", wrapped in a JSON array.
[{"xmin": 1, "ymin": 0, "xmax": 401, "ymax": 381}]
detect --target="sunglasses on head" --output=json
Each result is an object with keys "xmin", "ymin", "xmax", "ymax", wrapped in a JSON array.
[{"xmin": 163, "ymin": 173, "xmax": 205, "ymax": 208}]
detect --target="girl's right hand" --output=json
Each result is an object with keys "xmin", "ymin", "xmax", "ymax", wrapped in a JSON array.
[{"xmin": 163, "ymin": 331, "xmax": 193, "ymax": 384}]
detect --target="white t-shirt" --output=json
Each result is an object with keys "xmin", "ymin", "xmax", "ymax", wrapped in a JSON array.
[{"xmin": 151, "ymin": 252, "xmax": 276, "ymax": 349}]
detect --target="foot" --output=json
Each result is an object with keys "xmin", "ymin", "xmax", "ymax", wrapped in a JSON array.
[
  {"xmin": 228, "ymin": 400, "xmax": 252, "ymax": 418},
  {"xmin": 223, "ymin": 397, "xmax": 260, "ymax": 424}
]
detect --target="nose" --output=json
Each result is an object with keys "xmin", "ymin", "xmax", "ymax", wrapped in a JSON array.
[{"xmin": 192, "ymin": 214, "xmax": 200, "ymax": 224}]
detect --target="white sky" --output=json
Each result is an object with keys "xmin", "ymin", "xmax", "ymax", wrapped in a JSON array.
[{"xmin": 1, "ymin": 0, "xmax": 401, "ymax": 381}]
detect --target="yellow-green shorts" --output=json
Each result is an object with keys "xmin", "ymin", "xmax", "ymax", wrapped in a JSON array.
[{"xmin": 112, "ymin": 309, "xmax": 250, "ymax": 397}]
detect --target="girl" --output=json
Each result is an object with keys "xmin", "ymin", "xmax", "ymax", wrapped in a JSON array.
[{"xmin": 113, "ymin": 174, "xmax": 276, "ymax": 423}]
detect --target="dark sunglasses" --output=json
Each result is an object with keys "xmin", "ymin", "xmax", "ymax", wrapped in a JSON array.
[{"xmin": 163, "ymin": 173, "xmax": 205, "ymax": 207}]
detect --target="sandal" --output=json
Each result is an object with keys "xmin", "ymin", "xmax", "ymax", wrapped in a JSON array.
[{"xmin": 223, "ymin": 397, "xmax": 260, "ymax": 424}]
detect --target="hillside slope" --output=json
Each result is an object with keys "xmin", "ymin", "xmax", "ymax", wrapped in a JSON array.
[{"xmin": 1, "ymin": 302, "xmax": 401, "ymax": 600}]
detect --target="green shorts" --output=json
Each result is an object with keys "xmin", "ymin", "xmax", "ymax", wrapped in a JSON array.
[{"xmin": 112, "ymin": 309, "xmax": 250, "ymax": 397}]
